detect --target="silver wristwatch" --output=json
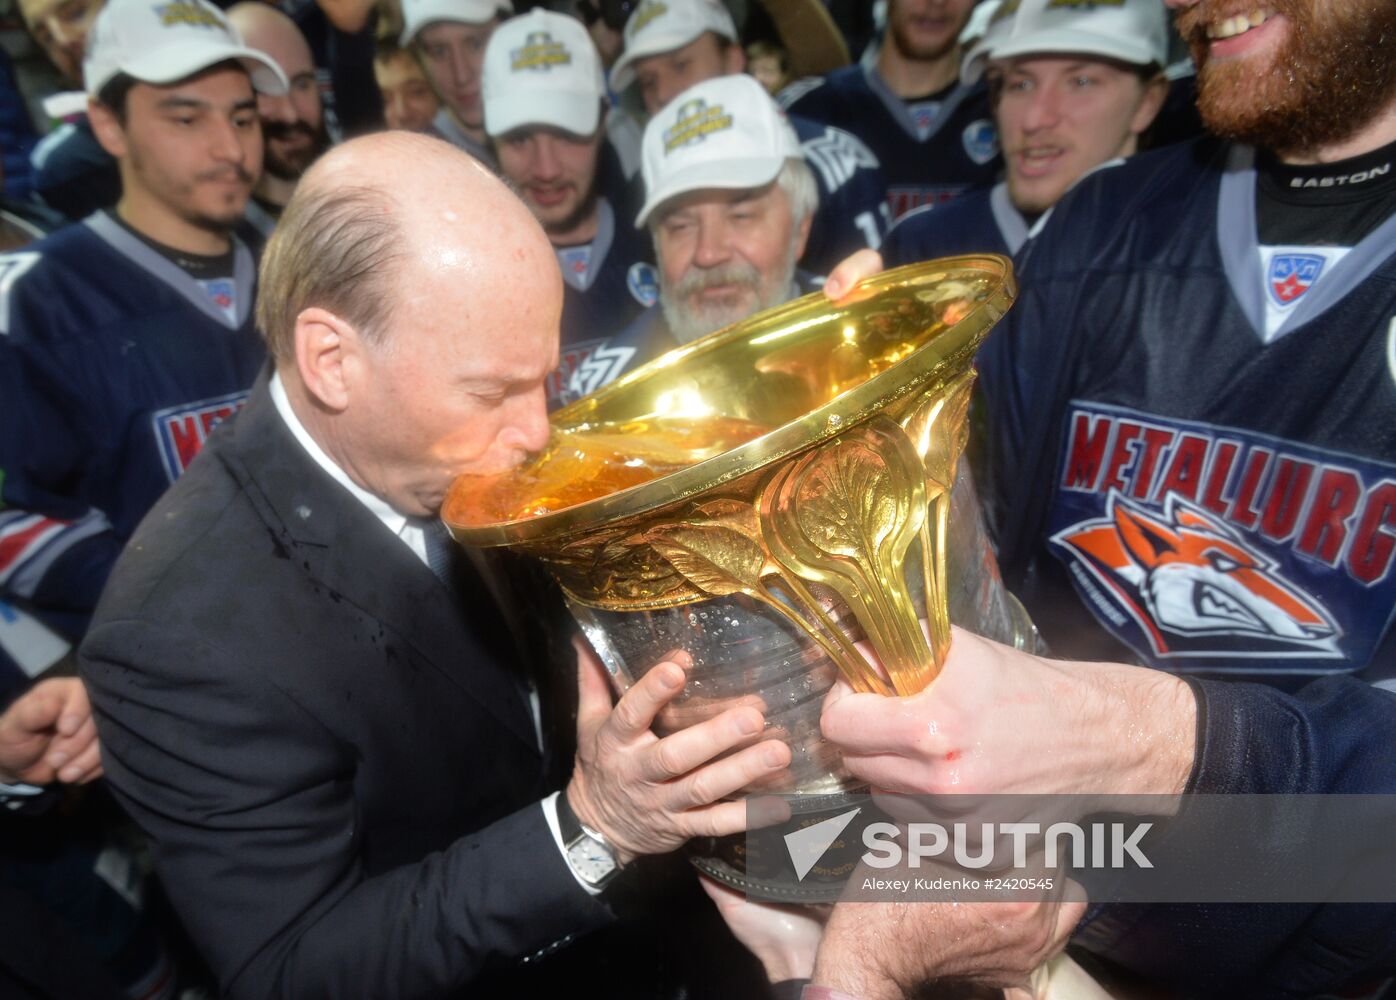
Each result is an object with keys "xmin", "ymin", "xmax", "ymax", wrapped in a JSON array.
[{"xmin": 557, "ymin": 790, "xmax": 620, "ymax": 890}]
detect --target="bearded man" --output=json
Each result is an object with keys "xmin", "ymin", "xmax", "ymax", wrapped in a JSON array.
[
  {"xmin": 229, "ymin": 3, "xmax": 332, "ymax": 237},
  {"xmin": 549, "ymin": 73, "xmax": 817, "ymax": 406}
]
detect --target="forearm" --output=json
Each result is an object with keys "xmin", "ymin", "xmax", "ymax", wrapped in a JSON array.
[{"xmin": 1064, "ymin": 657, "xmax": 1197, "ymax": 796}]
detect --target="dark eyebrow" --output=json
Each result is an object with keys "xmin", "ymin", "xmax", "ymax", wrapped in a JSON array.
[
  {"xmin": 158, "ymin": 96, "xmax": 211, "ymax": 111},
  {"xmin": 232, "ymin": 97, "xmax": 256, "ymax": 113},
  {"xmin": 291, "ymin": 71, "xmax": 317, "ymax": 87}
]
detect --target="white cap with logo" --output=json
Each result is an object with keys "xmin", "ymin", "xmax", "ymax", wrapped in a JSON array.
[
  {"xmin": 609, "ymin": 0, "xmax": 736, "ymax": 94},
  {"xmin": 962, "ymin": 0, "xmax": 1169, "ymax": 85},
  {"xmin": 400, "ymin": 0, "xmax": 512, "ymax": 47},
  {"xmin": 636, "ymin": 73, "xmax": 802, "ymax": 228},
  {"xmin": 84, "ymin": 0, "xmax": 288, "ymax": 98},
  {"xmin": 483, "ymin": 9, "xmax": 605, "ymax": 138}
]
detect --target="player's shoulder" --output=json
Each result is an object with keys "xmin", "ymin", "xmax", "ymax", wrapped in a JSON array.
[
  {"xmin": 884, "ymin": 187, "xmax": 1000, "ymax": 264},
  {"xmin": 778, "ymin": 65, "xmax": 864, "ymax": 112},
  {"xmin": 0, "ymin": 222, "xmax": 118, "ymax": 338},
  {"xmin": 91, "ymin": 421, "xmax": 247, "ymax": 624}
]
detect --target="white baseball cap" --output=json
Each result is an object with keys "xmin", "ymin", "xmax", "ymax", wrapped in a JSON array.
[
  {"xmin": 483, "ymin": 9, "xmax": 605, "ymax": 137},
  {"xmin": 636, "ymin": 73, "xmax": 802, "ymax": 227},
  {"xmin": 962, "ymin": 0, "xmax": 1169, "ymax": 85},
  {"xmin": 609, "ymin": 0, "xmax": 736, "ymax": 94},
  {"xmin": 400, "ymin": 0, "xmax": 512, "ymax": 47},
  {"xmin": 958, "ymin": 0, "xmax": 1002, "ymax": 45},
  {"xmin": 84, "ymin": 0, "xmax": 288, "ymax": 98}
]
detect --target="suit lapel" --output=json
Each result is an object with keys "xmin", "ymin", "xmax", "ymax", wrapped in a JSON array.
[{"xmin": 222, "ymin": 371, "xmax": 541, "ymax": 755}]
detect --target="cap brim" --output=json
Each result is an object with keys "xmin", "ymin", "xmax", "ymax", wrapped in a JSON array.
[
  {"xmin": 610, "ymin": 28, "xmax": 706, "ymax": 92},
  {"xmin": 636, "ymin": 155, "xmax": 784, "ymax": 227},
  {"xmin": 486, "ymin": 93, "xmax": 602, "ymax": 139},
  {"xmin": 401, "ymin": 0, "xmax": 504, "ymax": 44},
  {"xmin": 964, "ymin": 29, "xmax": 1160, "ymax": 84},
  {"xmin": 117, "ymin": 41, "xmax": 289, "ymax": 95}
]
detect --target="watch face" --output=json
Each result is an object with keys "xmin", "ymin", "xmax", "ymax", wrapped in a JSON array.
[{"xmin": 567, "ymin": 835, "xmax": 616, "ymax": 884}]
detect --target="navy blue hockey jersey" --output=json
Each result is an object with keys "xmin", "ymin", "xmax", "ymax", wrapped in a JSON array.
[
  {"xmin": 980, "ymin": 136, "xmax": 1396, "ymax": 997},
  {"xmin": 780, "ymin": 65, "xmax": 1000, "ymax": 222},
  {"xmin": 549, "ymin": 198, "xmax": 660, "ymax": 409},
  {"xmin": 883, "ymin": 182, "xmax": 1025, "ymax": 264},
  {"xmin": 983, "ymin": 139, "xmax": 1396, "ymax": 689},
  {"xmin": 0, "ymin": 214, "xmax": 264, "ymax": 687},
  {"xmin": 789, "ymin": 115, "xmax": 890, "ymax": 274}
]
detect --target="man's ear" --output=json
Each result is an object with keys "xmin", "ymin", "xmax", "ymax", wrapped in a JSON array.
[
  {"xmin": 293, "ymin": 307, "xmax": 362, "ymax": 412},
  {"xmin": 86, "ymin": 97, "xmax": 129, "ymax": 159},
  {"xmin": 1131, "ymin": 73, "xmax": 1171, "ymax": 137}
]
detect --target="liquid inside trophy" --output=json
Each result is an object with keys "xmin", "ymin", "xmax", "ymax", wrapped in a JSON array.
[{"xmin": 445, "ymin": 256, "xmax": 1038, "ymax": 900}]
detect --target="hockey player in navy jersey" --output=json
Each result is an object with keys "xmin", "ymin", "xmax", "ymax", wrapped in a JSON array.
[
  {"xmin": 0, "ymin": 0, "xmax": 286, "ymax": 688},
  {"xmin": 800, "ymin": 0, "xmax": 1396, "ymax": 994},
  {"xmin": 557, "ymin": 74, "xmax": 819, "ymax": 406},
  {"xmin": 608, "ymin": 0, "xmax": 890, "ymax": 275},
  {"xmin": 882, "ymin": 0, "xmax": 1169, "ymax": 263},
  {"xmin": 481, "ymin": 9, "xmax": 658, "ymax": 411},
  {"xmin": 780, "ymin": 0, "xmax": 999, "ymax": 223}
]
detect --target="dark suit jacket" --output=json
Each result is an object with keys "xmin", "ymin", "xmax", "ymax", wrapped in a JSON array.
[{"xmin": 78, "ymin": 373, "xmax": 614, "ymax": 998}]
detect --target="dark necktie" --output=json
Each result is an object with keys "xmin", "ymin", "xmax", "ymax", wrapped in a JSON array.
[{"xmin": 419, "ymin": 517, "xmax": 459, "ymax": 592}]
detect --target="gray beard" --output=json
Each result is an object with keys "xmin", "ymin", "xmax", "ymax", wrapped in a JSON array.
[{"xmin": 660, "ymin": 243, "xmax": 800, "ymax": 345}]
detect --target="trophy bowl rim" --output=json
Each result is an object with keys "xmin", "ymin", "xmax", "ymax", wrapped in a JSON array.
[{"xmin": 444, "ymin": 254, "xmax": 1015, "ymax": 546}]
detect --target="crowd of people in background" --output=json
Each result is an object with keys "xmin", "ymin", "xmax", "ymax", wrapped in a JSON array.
[{"xmin": 0, "ymin": 0, "xmax": 1394, "ymax": 997}]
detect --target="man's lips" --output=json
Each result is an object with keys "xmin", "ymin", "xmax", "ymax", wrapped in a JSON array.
[
  {"xmin": 1011, "ymin": 146, "xmax": 1066, "ymax": 179},
  {"xmin": 529, "ymin": 185, "xmax": 571, "ymax": 207},
  {"xmin": 906, "ymin": 15, "xmax": 954, "ymax": 34},
  {"xmin": 1202, "ymin": 8, "xmax": 1282, "ymax": 58}
]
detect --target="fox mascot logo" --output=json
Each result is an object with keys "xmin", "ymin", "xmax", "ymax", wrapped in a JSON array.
[{"xmin": 1054, "ymin": 491, "xmax": 1342, "ymax": 659}]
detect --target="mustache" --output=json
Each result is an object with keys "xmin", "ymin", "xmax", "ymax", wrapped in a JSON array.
[
  {"xmin": 196, "ymin": 165, "xmax": 255, "ymax": 184},
  {"xmin": 673, "ymin": 261, "xmax": 762, "ymax": 301},
  {"xmin": 262, "ymin": 120, "xmax": 317, "ymax": 143}
]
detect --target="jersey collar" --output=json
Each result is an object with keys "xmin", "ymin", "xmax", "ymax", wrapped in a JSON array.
[
  {"xmin": 1218, "ymin": 144, "xmax": 1396, "ymax": 343},
  {"xmin": 83, "ymin": 211, "xmax": 254, "ymax": 331},
  {"xmin": 861, "ymin": 62, "xmax": 976, "ymax": 145},
  {"xmin": 556, "ymin": 198, "xmax": 614, "ymax": 294}
]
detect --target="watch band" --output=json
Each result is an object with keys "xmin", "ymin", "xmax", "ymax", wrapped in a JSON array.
[{"xmin": 556, "ymin": 787, "xmax": 585, "ymax": 843}]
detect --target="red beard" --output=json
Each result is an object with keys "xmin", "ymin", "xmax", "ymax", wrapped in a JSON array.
[{"xmin": 1174, "ymin": 0, "xmax": 1396, "ymax": 156}]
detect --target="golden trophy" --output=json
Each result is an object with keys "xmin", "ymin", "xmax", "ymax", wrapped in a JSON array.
[{"xmin": 444, "ymin": 256, "xmax": 1037, "ymax": 898}]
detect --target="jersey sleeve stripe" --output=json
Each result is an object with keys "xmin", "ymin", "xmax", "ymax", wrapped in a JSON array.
[{"xmin": 0, "ymin": 509, "xmax": 112, "ymax": 597}]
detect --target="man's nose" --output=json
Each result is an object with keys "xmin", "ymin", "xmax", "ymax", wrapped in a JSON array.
[
  {"xmin": 448, "ymin": 47, "xmax": 471, "ymax": 88},
  {"xmin": 531, "ymin": 135, "xmax": 561, "ymax": 180},
  {"xmin": 498, "ymin": 390, "xmax": 552, "ymax": 455},
  {"xmin": 210, "ymin": 116, "xmax": 246, "ymax": 164},
  {"xmin": 691, "ymin": 219, "xmax": 732, "ymax": 269},
  {"xmin": 259, "ymin": 93, "xmax": 298, "ymax": 125},
  {"xmin": 1021, "ymin": 87, "xmax": 1062, "ymax": 133}
]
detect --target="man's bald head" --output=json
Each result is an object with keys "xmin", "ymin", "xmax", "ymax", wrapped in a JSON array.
[
  {"xmin": 258, "ymin": 130, "xmax": 557, "ymax": 362},
  {"xmin": 228, "ymin": 3, "xmax": 310, "ymax": 75},
  {"xmin": 259, "ymin": 131, "xmax": 562, "ymax": 515}
]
